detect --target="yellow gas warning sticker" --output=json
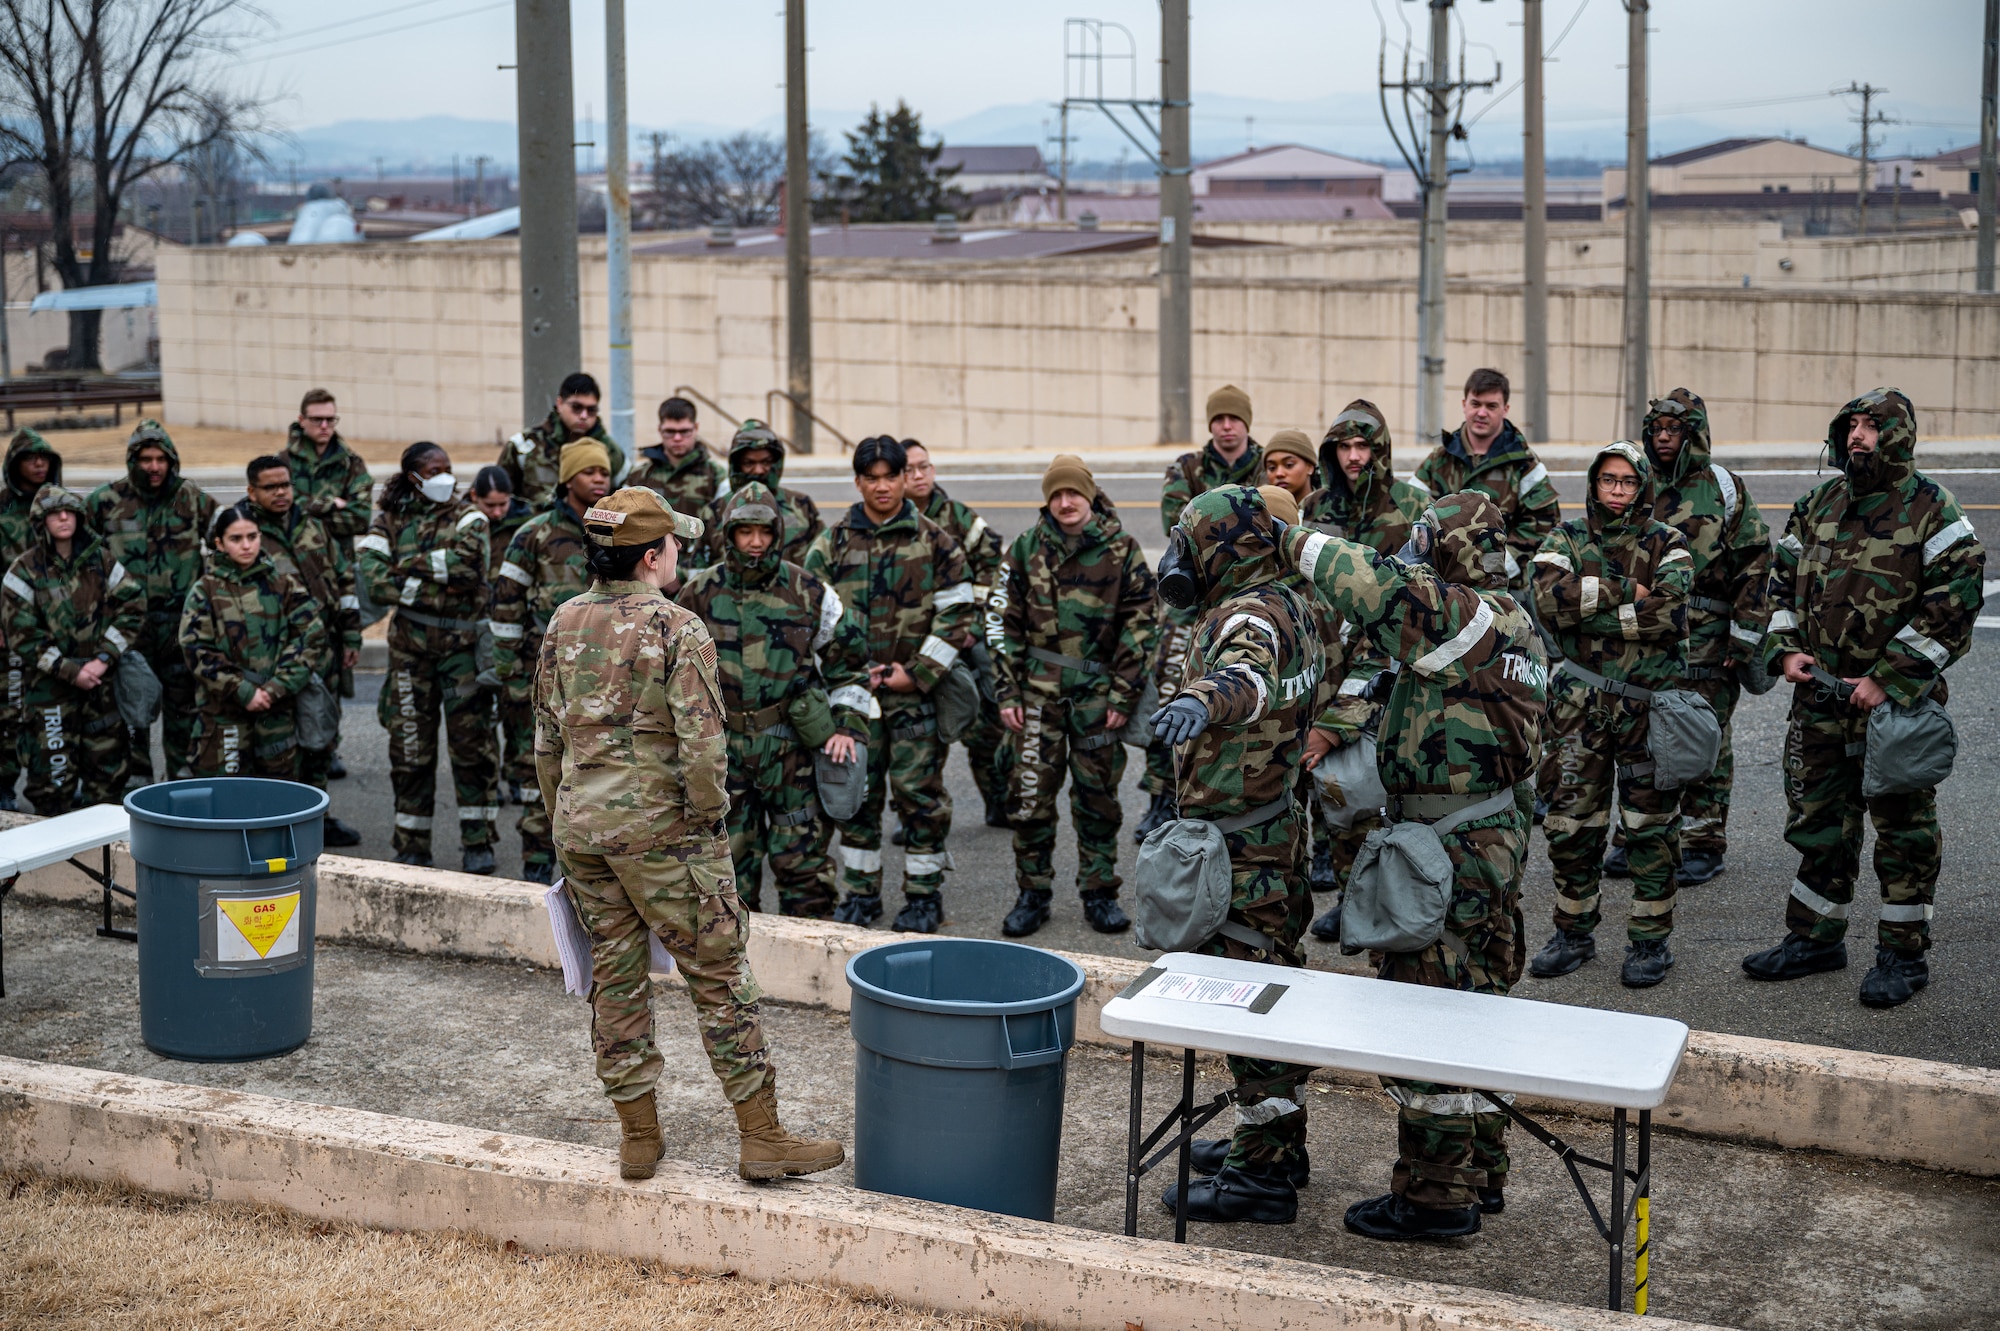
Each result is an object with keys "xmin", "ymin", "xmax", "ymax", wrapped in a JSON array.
[{"xmin": 217, "ymin": 891, "xmax": 302, "ymax": 961}]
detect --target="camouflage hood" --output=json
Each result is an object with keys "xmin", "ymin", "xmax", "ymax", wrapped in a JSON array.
[
  {"xmin": 1641, "ymin": 387, "xmax": 1712, "ymax": 484},
  {"xmin": 1177, "ymin": 484, "xmax": 1283, "ymax": 605},
  {"xmin": 1826, "ymin": 387, "xmax": 1917, "ymax": 494},
  {"xmin": 29, "ymin": 482, "xmax": 96, "ymax": 552},
  {"xmin": 727, "ymin": 419, "xmax": 787, "ymax": 490},
  {"xmin": 1421, "ymin": 490, "xmax": 1513, "ymax": 589},
  {"xmin": 1585, "ymin": 440, "xmax": 1654, "ymax": 538},
  {"xmin": 719, "ymin": 480, "xmax": 784, "ymax": 584},
  {"xmin": 4, "ymin": 428, "xmax": 61, "ymax": 501},
  {"xmin": 124, "ymin": 418, "xmax": 183, "ymax": 495},
  {"xmin": 1318, "ymin": 398, "xmax": 1394, "ymax": 505}
]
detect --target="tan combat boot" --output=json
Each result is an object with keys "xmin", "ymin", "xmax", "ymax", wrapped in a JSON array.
[
  {"xmin": 613, "ymin": 1091, "xmax": 665, "ymax": 1180},
  {"xmin": 733, "ymin": 1078, "xmax": 845, "ymax": 1181}
]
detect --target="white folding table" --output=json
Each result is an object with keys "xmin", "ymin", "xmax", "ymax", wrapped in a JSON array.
[
  {"xmin": 0, "ymin": 804, "xmax": 135, "ymax": 997},
  {"xmin": 1100, "ymin": 951, "xmax": 1689, "ymax": 1315}
]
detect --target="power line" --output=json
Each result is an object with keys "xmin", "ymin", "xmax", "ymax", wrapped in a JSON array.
[
  {"xmin": 239, "ymin": 0, "xmax": 465, "ymax": 49},
  {"xmin": 249, "ymin": 0, "xmax": 510, "ymax": 64}
]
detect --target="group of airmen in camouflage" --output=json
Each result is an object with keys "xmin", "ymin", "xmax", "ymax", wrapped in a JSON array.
[{"xmin": 0, "ymin": 363, "xmax": 1979, "ymax": 1226}]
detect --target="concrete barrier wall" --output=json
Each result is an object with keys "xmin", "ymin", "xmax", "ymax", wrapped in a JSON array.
[
  {"xmin": 156, "ymin": 235, "xmax": 2000, "ymax": 455},
  {"xmin": 0, "ymin": 1056, "xmax": 1718, "ymax": 1331},
  {"xmin": 9, "ymin": 831, "xmax": 1996, "ymax": 1177}
]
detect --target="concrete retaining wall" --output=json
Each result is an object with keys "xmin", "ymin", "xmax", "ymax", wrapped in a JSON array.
[
  {"xmin": 0, "ymin": 1056, "xmax": 1717, "ymax": 1331},
  {"xmin": 7, "ymin": 832, "xmax": 1997, "ymax": 1177}
]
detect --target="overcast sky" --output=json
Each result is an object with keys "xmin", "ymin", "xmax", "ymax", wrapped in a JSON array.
[{"xmin": 233, "ymin": 0, "xmax": 1986, "ymax": 163}]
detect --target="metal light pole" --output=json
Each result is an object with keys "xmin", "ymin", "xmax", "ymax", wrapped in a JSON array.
[
  {"xmin": 605, "ymin": 0, "xmax": 634, "ymax": 472},
  {"xmin": 1977, "ymin": 0, "xmax": 1997, "ymax": 291},
  {"xmin": 1621, "ymin": 0, "xmax": 1649, "ymax": 437},
  {"xmin": 784, "ymin": 0, "xmax": 813, "ymax": 453},
  {"xmin": 515, "ymin": 0, "xmax": 582, "ymax": 427},
  {"xmin": 1522, "ymin": 0, "xmax": 1548, "ymax": 443},
  {"xmin": 1415, "ymin": 0, "xmax": 1452, "ymax": 444},
  {"xmin": 1159, "ymin": 0, "xmax": 1193, "ymax": 447}
]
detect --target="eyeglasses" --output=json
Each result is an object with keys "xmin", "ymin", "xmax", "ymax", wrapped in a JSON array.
[
  {"xmin": 660, "ymin": 425, "xmax": 696, "ymax": 437},
  {"xmin": 252, "ymin": 478, "xmax": 293, "ymax": 491},
  {"xmin": 566, "ymin": 401, "xmax": 600, "ymax": 416},
  {"xmin": 303, "ymin": 414, "xmax": 338, "ymax": 426},
  {"xmin": 1598, "ymin": 476, "xmax": 1641, "ymax": 493}
]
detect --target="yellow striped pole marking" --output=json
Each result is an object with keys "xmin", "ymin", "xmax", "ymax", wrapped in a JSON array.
[{"xmin": 1634, "ymin": 1195, "xmax": 1651, "ymax": 1315}]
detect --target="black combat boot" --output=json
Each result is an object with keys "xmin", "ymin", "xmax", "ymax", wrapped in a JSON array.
[
  {"xmin": 1529, "ymin": 930, "xmax": 1597, "ymax": 978},
  {"xmin": 1742, "ymin": 934, "xmax": 1847, "ymax": 981},
  {"xmin": 1858, "ymin": 945, "xmax": 1929, "ymax": 1008},
  {"xmin": 461, "ymin": 846, "xmax": 496, "ymax": 876},
  {"xmin": 1477, "ymin": 1186, "xmax": 1505, "ymax": 1214},
  {"xmin": 1308, "ymin": 843, "xmax": 1339, "ymax": 893},
  {"xmin": 1160, "ymin": 1162, "xmax": 1298, "ymax": 1225},
  {"xmin": 1133, "ymin": 790, "xmax": 1176, "ymax": 841},
  {"xmin": 983, "ymin": 795, "xmax": 1010, "ymax": 829},
  {"xmin": 1621, "ymin": 938, "xmax": 1675, "ymax": 988},
  {"xmin": 393, "ymin": 849, "xmax": 434, "ymax": 868},
  {"xmin": 1343, "ymin": 1192, "xmax": 1481, "ymax": 1241},
  {"xmin": 1531, "ymin": 796, "xmax": 1548, "ymax": 827},
  {"xmin": 889, "ymin": 822, "xmax": 907, "ymax": 846},
  {"xmin": 1188, "ymin": 1138, "xmax": 1310, "ymax": 1188},
  {"xmin": 1677, "ymin": 849, "xmax": 1725, "ymax": 885},
  {"xmin": 892, "ymin": 893, "xmax": 943, "ymax": 934},
  {"xmin": 832, "ymin": 893, "xmax": 884, "ymax": 927},
  {"xmin": 0, "ymin": 788, "xmax": 18, "ymax": 812},
  {"xmin": 1309, "ymin": 902, "xmax": 1343, "ymax": 943},
  {"xmin": 326, "ymin": 753, "xmax": 348, "ymax": 780},
  {"xmin": 322, "ymin": 816, "xmax": 362, "ymax": 848},
  {"xmin": 1081, "ymin": 890, "xmax": 1130, "ymax": 934},
  {"xmin": 523, "ymin": 862, "xmax": 555, "ymax": 885},
  {"xmin": 1002, "ymin": 889, "xmax": 1052, "ymax": 937},
  {"xmin": 1602, "ymin": 845, "xmax": 1631, "ymax": 878}
]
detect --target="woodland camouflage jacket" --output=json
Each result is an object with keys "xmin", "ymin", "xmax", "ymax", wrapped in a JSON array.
[
  {"xmin": 500, "ymin": 406, "xmax": 623, "ymax": 512},
  {"xmin": 283, "ymin": 423, "xmax": 374, "ymax": 544},
  {"xmin": 535, "ymin": 579, "xmax": 730, "ymax": 855},
  {"xmin": 630, "ymin": 440, "xmax": 728, "ymax": 517},
  {"xmin": 0, "ymin": 429, "xmax": 61, "ymax": 573},
  {"xmin": 1171, "ymin": 487, "xmax": 1322, "ymax": 821},
  {"xmin": 1285, "ymin": 491, "xmax": 1547, "ymax": 797},
  {"xmin": 1641, "ymin": 388, "xmax": 1773, "ymax": 671},
  {"xmin": 179, "ymin": 555, "xmax": 326, "ymax": 708},
  {"xmin": 987, "ymin": 496, "xmax": 1156, "ymax": 712},
  {"xmin": 1411, "ymin": 420, "xmax": 1561, "ymax": 582},
  {"xmin": 86, "ymin": 421, "xmax": 218, "ymax": 652},
  {"xmin": 1765, "ymin": 388, "xmax": 1985, "ymax": 708},
  {"xmin": 247, "ymin": 500, "xmax": 360, "ymax": 673},
  {"xmin": 1531, "ymin": 441, "xmax": 1693, "ymax": 693},
  {"xmin": 802, "ymin": 498, "xmax": 977, "ymax": 694},
  {"xmin": 490, "ymin": 499, "xmax": 592, "ymax": 688},
  {"xmin": 2, "ymin": 486, "xmax": 145, "ymax": 686},
  {"xmin": 356, "ymin": 488, "xmax": 491, "ymax": 638}
]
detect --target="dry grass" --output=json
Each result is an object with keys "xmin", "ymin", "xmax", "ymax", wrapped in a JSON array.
[{"xmin": 0, "ymin": 1171, "xmax": 1025, "ymax": 1331}]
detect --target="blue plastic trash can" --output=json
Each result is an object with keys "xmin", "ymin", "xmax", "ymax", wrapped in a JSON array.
[
  {"xmin": 124, "ymin": 778, "xmax": 328, "ymax": 1061},
  {"xmin": 846, "ymin": 937, "xmax": 1085, "ymax": 1221}
]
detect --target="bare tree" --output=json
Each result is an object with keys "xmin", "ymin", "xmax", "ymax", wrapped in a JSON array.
[
  {"xmin": 644, "ymin": 130, "xmax": 831, "ymax": 230},
  {"xmin": 0, "ymin": 0, "xmax": 272, "ymax": 370}
]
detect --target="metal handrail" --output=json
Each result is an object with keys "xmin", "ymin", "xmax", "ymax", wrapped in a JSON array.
[
  {"xmin": 765, "ymin": 388, "xmax": 855, "ymax": 455},
  {"xmin": 670, "ymin": 385, "xmax": 743, "ymax": 432}
]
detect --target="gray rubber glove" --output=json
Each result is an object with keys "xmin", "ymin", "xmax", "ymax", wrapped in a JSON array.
[{"xmin": 1151, "ymin": 695, "xmax": 1211, "ymax": 746}]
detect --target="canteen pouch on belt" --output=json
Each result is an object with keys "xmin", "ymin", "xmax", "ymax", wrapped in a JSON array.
[
  {"xmin": 1119, "ymin": 679, "xmax": 1161, "ymax": 748},
  {"xmin": 814, "ymin": 745, "xmax": 867, "ymax": 823},
  {"xmin": 1343, "ymin": 821, "xmax": 1455, "ymax": 954},
  {"xmin": 294, "ymin": 674, "xmax": 342, "ymax": 752},
  {"xmin": 1133, "ymin": 818, "xmax": 1234, "ymax": 953},
  {"xmin": 1863, "ymin": 694, "xmax": 1957, "ymax": 798},
  {"xmin": 113, "ymin": 649, "xmax": 164, "ymax": 730},
  {"xmin": 785, "ymin": 687, "xmax": 838, "ymax": 750},
  {"xmin": 1312, "ymin": 735, "xmax": 1387, "ymax": 831},
  {"xmin": 932, "ymin": 659, "xmax": 982, "ymax": 743},
  {"xmin": 1644, "ymin": 689, "xmax": 1723, "ymax": 790}
]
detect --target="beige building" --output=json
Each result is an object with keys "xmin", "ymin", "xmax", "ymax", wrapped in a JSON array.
[{"xmin": 1604, "ymin": 137, "xmax": 1862, "ymax": 204}]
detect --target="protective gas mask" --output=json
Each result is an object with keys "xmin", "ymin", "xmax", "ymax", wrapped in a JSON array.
[
  {"xmin": 1156, "ymin": 527, "xmax": 1204, "ymax": 610},
  {"xmin": 417, "ymin": 471, "xmax": 458, "ymax": 504},
  {"xmin": 1391, "ymin": 519, "xmax": 1436, "ymax": 569}
]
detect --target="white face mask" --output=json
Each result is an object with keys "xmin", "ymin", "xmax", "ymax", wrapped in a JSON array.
[{"xmin": 417, "ymin": 471, "xmax": 457, "ymax": 504}]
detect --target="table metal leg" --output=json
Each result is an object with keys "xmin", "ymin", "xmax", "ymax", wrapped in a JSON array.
[
  {"xmin": 94, "ymin": 845, "xmax": 135, "ymax": 943},
  {"xmin": 1636, "ymin": 1110, "xmax": 1652, "ymax": 1316},
  {"xmin": 1125, "ymin": 1040, "xmax": 1145, "ymax": 1237},
  {"xmin": 0, "ymin": 874, "xmax": 14, "ymax": 999},
  {"xmin": 1609, "ymin": 1107, "xmax": 1627, "ymax": 1312},
  {"xmin": 1173, "ymin": 1047, "xmax": 1195, "ymax": 1244}
]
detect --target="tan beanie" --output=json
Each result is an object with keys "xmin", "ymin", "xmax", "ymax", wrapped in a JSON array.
[
  {"xmin": 1257, "ymin": 485, "xmax": 1300, "ymax": 527},
  {"xmin": 1206, "ymin": 383, "xmax": 1252, "ymax": 429},
  {"xmin": 1041, "ymin": 453, "xmax": 1098, "ymax": 502},
  {"xmin": 559, "ymin": 441, "xmax": 612, "ymax": 485},
  {"xmin": 1262, "ymin": 429, "xmax": 1315, "ymax": 466}
]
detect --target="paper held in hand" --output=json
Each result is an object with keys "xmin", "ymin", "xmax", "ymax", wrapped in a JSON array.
[{"xmin": 543, "ymin": 879, "xmax": 675, "ymax": 997}]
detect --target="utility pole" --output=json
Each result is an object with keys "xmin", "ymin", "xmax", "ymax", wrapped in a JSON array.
[
  {"xmin": 1621, "ymin": 0, "xmax": 1649, "ymax": 437},
  {"xmin": 0, "ymin": 230, "xmax": 11, "ymax": 382},
  {"xmin": 785, "ymin": 0, "xmax": 813, "ymax": 453},
  {"xmin": 1978, "ymin": 0, "xmax": 1997, "ymax": 291},
  {"xmin": 471, "ymin": 155, "xmax": 490, "ymax": 217},
  {"xmin": 1522, "ymin": 0, "xmax": 1548, "ymax": 443},
  {"xmin": 1841, "ymin": 81, "xmax": 1891, "ymax": 236},
  {"xmin": 605, "ymin": 0, "xmax": 634, "ymax": 473},
  {"xmin": 1159, "ymin": 0, "xmax": 1192, "ymax": 447},
  {"xmin": 1058, "ymin": 103, "xmax": 1070, "ymax": 222},
  {"xmin": 515, "ymin": 0, "xmax": 582, "ymax": 427}
]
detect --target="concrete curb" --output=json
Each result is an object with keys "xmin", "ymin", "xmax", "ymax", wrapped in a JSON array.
[
  {"xmin": 0, "ymin": 1056, "xmax": 1716, "ymax": 1331},
  {"xmin": 7, "ymin": 833, "xmax": 1997, "ymax": 1177}
]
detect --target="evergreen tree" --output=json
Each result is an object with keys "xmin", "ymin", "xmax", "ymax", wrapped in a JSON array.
[{"xmin": 819, "ymin": 101, "xmax": 963, "ymax": 223}]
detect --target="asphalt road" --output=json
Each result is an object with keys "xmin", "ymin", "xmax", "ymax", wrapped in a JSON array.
[{"xmin": 21, "ymin": 459, "xmax": 2000, "ymax": 1070}]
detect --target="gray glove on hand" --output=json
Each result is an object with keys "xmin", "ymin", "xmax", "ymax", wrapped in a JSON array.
[{"xmin": 1151, "ymin": 695, "xmax": 1211, "ymax": 746}]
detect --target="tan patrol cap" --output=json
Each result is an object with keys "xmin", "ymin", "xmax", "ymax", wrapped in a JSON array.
[{"xmin": 584, "ymin": 486, "xmax": 704, "ymax": 546}]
